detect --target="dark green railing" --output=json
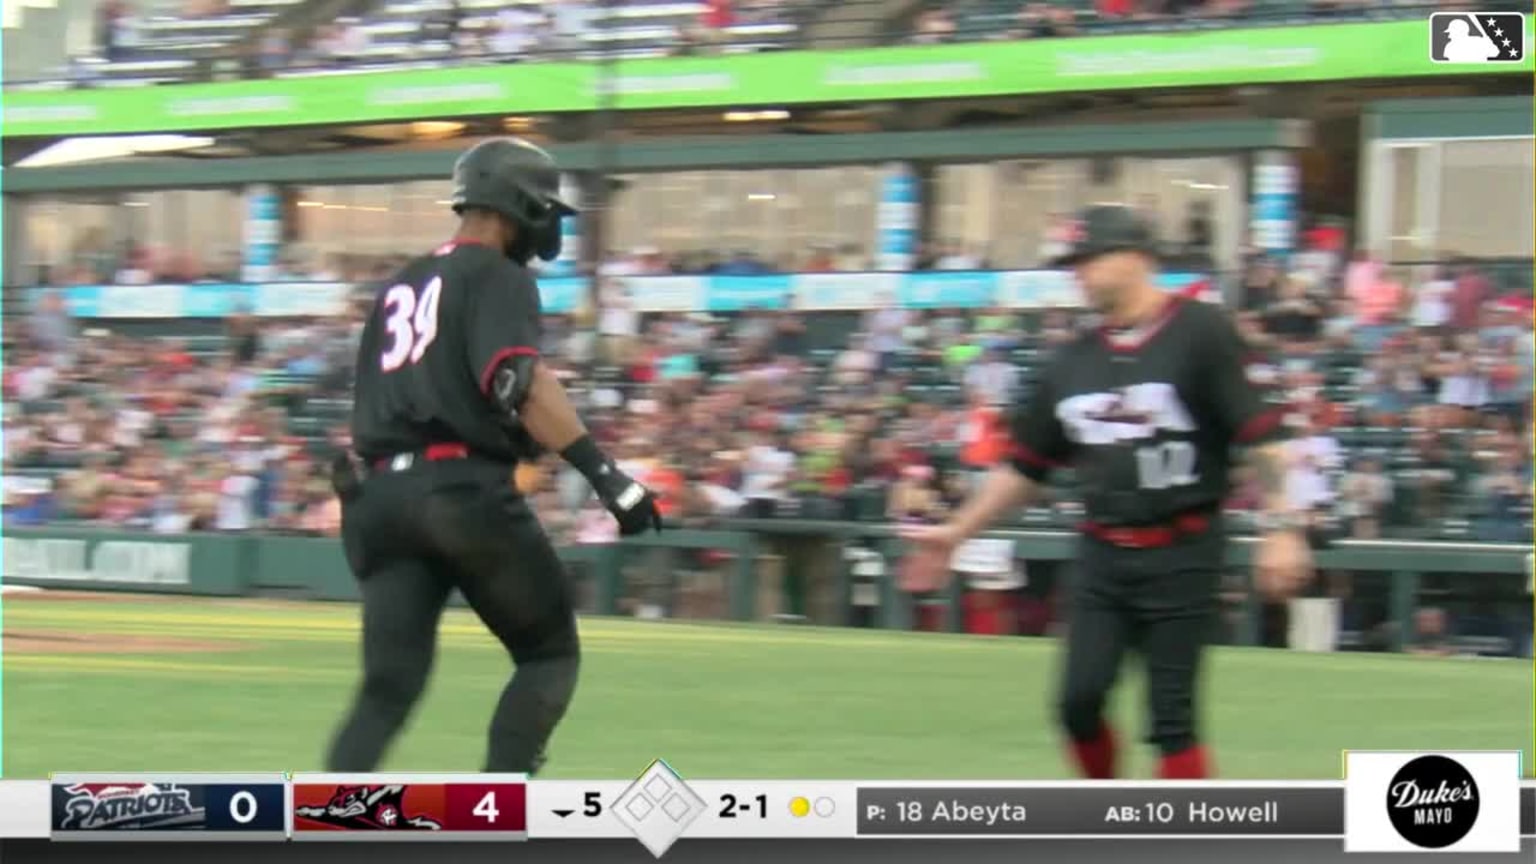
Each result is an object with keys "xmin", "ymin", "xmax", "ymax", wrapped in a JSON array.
[{"xmin": 3, "ymin": 523, "xmax": 1526, "ymax": 652}]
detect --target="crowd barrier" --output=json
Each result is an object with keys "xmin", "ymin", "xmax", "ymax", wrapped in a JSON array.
[
  {"xmin": 4, "ymin": 524, "xmax": 1527, "ymax": 653},
  {"xmin": 45, "ymin": 271, "xmax": 1206, "ymax": 318}
]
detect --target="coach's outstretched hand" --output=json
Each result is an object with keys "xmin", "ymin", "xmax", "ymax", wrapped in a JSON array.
[
  {"xmin": 900, "ymin": 522, "xmax": 965, "ymax": 551},
  {"xmin": 1253, "ymin": 528, "xmax": 1314, "ymax": 600},
  {"xmin": 593, "ymin": 465, "xmax": 664, "ymax": 536},
  {"xmin": 899, "ymin": 522, "xmax": 965, "ymax": 590}
]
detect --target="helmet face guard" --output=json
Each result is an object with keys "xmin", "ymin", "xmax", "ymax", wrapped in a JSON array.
[{"xmin": 450, "ymin": 138, "xmax": 577, "ymax": 265}]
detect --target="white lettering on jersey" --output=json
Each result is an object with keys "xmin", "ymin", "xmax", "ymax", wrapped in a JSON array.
[
  {"xmin": 1056, "ymin": 382, "xmax": 1200, "ymax": 491},
  {"xmin": 1055, "ymin": 382, "xmax": 1196, "ymax": 445}
]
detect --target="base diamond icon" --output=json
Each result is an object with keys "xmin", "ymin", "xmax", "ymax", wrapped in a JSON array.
[{"xmin": 611, "ymin": 759, "xmax": 706, "ymax": 858}]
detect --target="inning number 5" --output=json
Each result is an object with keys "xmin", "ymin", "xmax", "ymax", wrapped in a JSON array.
[{"xmin": 380, "ymin": 276, "xmax": 443, "ymax": 371}]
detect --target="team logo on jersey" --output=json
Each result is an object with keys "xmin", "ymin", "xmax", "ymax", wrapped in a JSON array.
[
  {"xmin": 1056, "ymin": 382, "xmax": 1196, "ymax": 445},
  {"xmin": 294, "ymin": 785, "xmax": 443, "ymax": 831},
  {"xmin": 1082, "ymin": 400, "xmax": 1155, "ymax": 428},
  {"xmin": 59, "ymin": 782, "xmax": 202, "ymax": 830}
]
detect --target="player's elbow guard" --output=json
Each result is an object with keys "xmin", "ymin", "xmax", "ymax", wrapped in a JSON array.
[{"xmin": 491, "ymin": 353, "xmax": 539, "ymax": 422}]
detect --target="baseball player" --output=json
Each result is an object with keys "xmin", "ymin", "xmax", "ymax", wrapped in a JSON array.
[
  {"xmin": 326, "ymin": 138, "xmax": 662, "ymax": 774},
  {"xmin": 903, "ymin": 205, "xmax": 1313, "ymax": 779}
]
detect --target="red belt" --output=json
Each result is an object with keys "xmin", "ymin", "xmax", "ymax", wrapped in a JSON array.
[
  {"xmin": 372, "ymin": 443, "xmax": 469, "ymax": 470},
  {"xmin": 1081, "ymin": 511, "xmax": 1211, "ymax": 550}
]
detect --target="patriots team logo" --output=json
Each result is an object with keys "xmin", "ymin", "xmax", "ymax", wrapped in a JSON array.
[
  {"xmin": 59, "ymin": 782, "xmax": 202, "ymax": 830},
  {"xmin": 294, "ymin": 785, "xmax": 442, "ymax": 831}
]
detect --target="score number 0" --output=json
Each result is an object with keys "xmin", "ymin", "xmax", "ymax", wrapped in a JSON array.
[{"xmin": 228, "ymin": 790, "xmax": 259, "ymax": 824}]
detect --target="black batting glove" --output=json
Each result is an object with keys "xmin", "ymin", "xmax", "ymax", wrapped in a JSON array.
[
  {"xmin": 591, "ymin": 464, "xmax": 664, "ymax": 536},
  {"xmin": 560, "ymin": 434, "xmax": 663, "ymax": 536}
]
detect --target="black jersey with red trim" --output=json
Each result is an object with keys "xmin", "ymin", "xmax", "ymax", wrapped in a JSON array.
[
  {"xmin": 350, "ymin": 241, "xmax": 542, "ymax": 463},
  {"xmin": 1009, "ymin": 297, "xmax": 1285, "ymax": 527}
]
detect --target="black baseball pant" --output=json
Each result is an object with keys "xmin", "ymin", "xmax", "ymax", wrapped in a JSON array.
[
  {"xmin": 326, "ymin": 454, "xmax": 580, "ymax": 774},
  {"xmin": 1056, "ymin": 526, "xmax": 1222, "ymax": 779}
]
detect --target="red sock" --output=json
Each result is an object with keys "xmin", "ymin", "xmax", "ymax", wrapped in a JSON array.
[
  {"xmin": 1159, "ymin": 745, "xmax": 1211, "ymax": 779},
  {"xmin": 1067, "ymin": 723, "xmax": 1118, "ymax": 779}
]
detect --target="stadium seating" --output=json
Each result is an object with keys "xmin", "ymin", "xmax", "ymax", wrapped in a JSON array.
[
  {"xmin": 3, "ymin": 0, "xmax": 308, "ymax": 85},
  {"xmin": 9, "ymin": 297, "xmax": 1526, "ymax": 543},
  {"xmin": 0, "ymin": 0, "xmax": 1483, "ymax": 87},
  {"xmin": 350, "ymin": 0, "xmax": 800, "ymax": 63},
  {"xmin": 130, "ymin": 0, "xmax": 305, "ymax": 62}
]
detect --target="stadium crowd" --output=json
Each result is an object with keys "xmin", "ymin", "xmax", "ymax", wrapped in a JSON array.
[
  {"xmin": 5, "ymin": 220, "xmax": 1531, "ymax": 651},
  {"xmin": 29, "ymin": 203, "xmax": 1208, "ymax": 288},
  {"xmin": 38, "ymin": 0, "xmax": 1478, "ymax": 88},
  {"xmin": 7, "ymin": 232, "xmax": 1531, "ymax": 541}
]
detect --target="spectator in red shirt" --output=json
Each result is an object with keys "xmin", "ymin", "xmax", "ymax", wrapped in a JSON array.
[
  {"xmin": 698, "ymin": 0, "xmax": 733, "ymax": 48},
  {"xmin": 1449, "ymin": 262, "xmax": 1490, "ymax": 331},
  {"xmin": 703, "ymin": 0, "xmax": 733, "ymax": 29}
]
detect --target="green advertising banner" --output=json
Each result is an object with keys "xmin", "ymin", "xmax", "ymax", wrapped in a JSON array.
[
  {"xmin": 3, "ymin": 528, "xmax": 250, "ymax": 594},
  {"xmin": 3, "ymin": 21, "xmax": 1530, "ymax": 138}
]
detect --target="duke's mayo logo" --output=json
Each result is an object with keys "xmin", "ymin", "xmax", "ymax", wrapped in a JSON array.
[{"xmin": 1344, "ymin": 751, "xmax": 1520, "ymax": 853}]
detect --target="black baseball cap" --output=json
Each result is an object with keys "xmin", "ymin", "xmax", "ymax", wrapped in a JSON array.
[{"xmin": 1048, "ymin": 204, "xmax": 1160, "ymax": 267}]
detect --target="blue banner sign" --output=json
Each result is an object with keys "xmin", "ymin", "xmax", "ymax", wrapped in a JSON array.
[
  {"xmin": 51, "ymin": 271, "xmax": 1205, "ymax": 318},
  {"xmin": 54, "ymin": 282, "xmax": 353, "ymax": 319}
]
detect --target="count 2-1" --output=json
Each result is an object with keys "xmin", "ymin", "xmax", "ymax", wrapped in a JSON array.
[{"xmin": 719, "ymin": 793, "xmax": 767, "ymax": 818}]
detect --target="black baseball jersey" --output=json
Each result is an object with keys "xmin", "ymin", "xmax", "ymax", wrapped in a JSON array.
[
  {"xmin": 350, "ymin": 240, "xmax": 541, "ymax": 463},
  {"xmin": 1010, "ymin": 297, "xmax": 1284, "ymax": 526}
]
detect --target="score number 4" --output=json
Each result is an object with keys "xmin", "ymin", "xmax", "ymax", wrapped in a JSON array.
[
  {"xmin": 473, "ymin": 792, "xmax": 501, "ymax": 823},
  {"xmin": 454, "ymin": 783, "xmax": 526, "ymax": 830}
]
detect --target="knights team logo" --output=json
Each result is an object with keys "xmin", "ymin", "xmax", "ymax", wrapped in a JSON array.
[
  {"xmin": 294, "ymin": 785, "xmax": 443, "ymax": 831},
  {"xmin": 58, "ymin": 782, "xmax": 202, "ymax": 831}
]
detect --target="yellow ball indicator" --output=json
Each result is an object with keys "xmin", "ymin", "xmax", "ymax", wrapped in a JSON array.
[{"xmin": 789, "ymin": 796, "xmax": 811, "ymax": 818}]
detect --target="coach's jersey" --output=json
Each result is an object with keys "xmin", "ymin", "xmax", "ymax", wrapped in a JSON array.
[
  {"xmin": 1010, "ymin": 297, "xmax": 1284, "ymax": 526},
  {"xmin": 350, "ymin": 240, "xmax": 541, "ymax": 464}
]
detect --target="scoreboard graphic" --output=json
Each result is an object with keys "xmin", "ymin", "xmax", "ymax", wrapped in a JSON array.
[
  {"xmin": 50, "ymin": 773, "xmax": 286, "ymax": 841},
  {"xmin": 21, "ymin": 753, "xmax": 1534, "ymax": 858},
  {"xmin": 289, "ymin": 774, "xmax": 527, "ymax": 839}
]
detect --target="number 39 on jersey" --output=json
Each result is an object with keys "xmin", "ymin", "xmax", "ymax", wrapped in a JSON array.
[{"xmin": 380, "ymin": 276, "xmax": 444, "ymax": 371}]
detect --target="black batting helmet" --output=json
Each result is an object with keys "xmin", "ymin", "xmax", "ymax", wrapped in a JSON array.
[{"xmin": 450, "ymin": 137, "xmax": 577, "ymax": 265}]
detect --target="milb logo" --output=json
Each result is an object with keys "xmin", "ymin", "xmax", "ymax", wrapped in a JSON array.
[{"xmin": 1429, "ymin": 12, "xmax": 1524, "ymax": 63}]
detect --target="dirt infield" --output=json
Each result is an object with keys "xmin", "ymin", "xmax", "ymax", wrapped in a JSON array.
[
  {"xmin": 2, "ymin": 588, "xmax": 330, "ymax": 611},
  {"xmin": 2, "ymin": 589, "xmax": 193, "ymax": 603},
  {"xmin": 4, "ymin": 630, "xmax": 244, "ymax": 655}
]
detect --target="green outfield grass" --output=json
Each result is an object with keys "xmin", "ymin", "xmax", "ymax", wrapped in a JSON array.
[{"xmin": 3, "ymin": 594, "xmax": 1531, "ymax": 779}]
